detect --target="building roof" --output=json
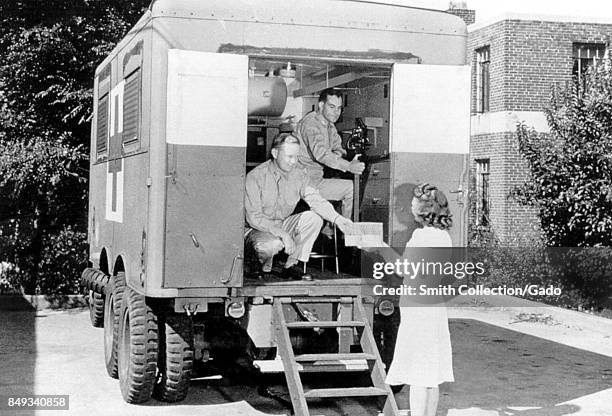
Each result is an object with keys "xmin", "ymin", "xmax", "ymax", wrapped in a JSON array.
[{"xmin": 469, "ymin": 12, "xmax": 612, "ymax": 32}]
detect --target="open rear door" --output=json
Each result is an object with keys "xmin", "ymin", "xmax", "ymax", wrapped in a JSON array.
[
  {"xmin": 164, "ymin": 50, "xmax": 248, "ymax": 288},
  {"xmin": 390, "ymin": 64, "xmax": 470, "ymax": 246}
]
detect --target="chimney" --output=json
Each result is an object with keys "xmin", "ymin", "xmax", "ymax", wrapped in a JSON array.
[{"xmin": 446, "ymin": 1, "xmax": 475, "ymax": 25}]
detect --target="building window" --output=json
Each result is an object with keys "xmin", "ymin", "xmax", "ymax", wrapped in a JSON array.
[
  {"xmin": 476, "ymin": 159, "xmax": 490, "ymax": 226},
  {"xmin": 572, "ymin": 43, "xmax": 606, "ymax": 84},
  {"xmin": 475, "ymin": 46, "xmax": 490, "ymax": 113}
]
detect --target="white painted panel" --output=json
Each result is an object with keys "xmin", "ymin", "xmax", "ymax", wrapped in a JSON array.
[
  {"xmin": 166, "ymin": 50, "xmax": 248, "ymax": 147},
  {"xmin": 109, "ymin": 80, "xmax": 124, "ymax": 135},
  {"xmin": 391, "ymin": 64, "xmax": 470, "ymax": 154},
  {"xmin": 105, "ymin": 160, "xmax": 124, "ymax": 223},
  {"xmin": 246, "ymin": 304, "xmax": 274, "ymax": 348},
  {"xmin": 471, "ymin": 111, "xmax": 550, "ymax": 135}
]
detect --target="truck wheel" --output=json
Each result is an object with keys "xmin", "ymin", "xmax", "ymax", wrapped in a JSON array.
[
  {"xmin": 81, "ymin": 268, "xmax": 108, "ymax": 328},
  {"xmin": 88, "ymin": 290, "xmax": 105, "ymax": 328},
  {"xmin": 117, "ymin": 287, "xmax": 159, "ymax": 404},
  {"xmin": 104, "ymin": 272, "xmax": 126, "ymax": 378},
  {"xmin": 154, "ymin": 314, "xmax": 194, "ymax": 402}
]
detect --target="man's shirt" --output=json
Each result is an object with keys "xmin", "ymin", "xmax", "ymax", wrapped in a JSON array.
[
  {"xmin": 245, "ymin": 159, "xmax": 340, "ymax": 236},
  {"xmin": 295, "ymin": 111, "xmax": 350, "ymax": 183}
]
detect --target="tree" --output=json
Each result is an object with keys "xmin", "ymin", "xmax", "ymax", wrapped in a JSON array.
[
  {"xmin": 514, "ymin": 61, "xmax": 612, "ymax": 247},
  {"xmin": 0, "ymin": 1, "xmax": 149, "ymax": 294}
]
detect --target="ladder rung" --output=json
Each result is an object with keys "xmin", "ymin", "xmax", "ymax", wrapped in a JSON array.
[
  {"xmin": 308, "ymin": 253, "xmax": 336, "ymax": 259},
  {"xmin": 285, "ymin": 320, "xmax": 365, "ymax": 329},
  {"xmin": 304, "ymin": 387, "xmax": 388, "ymax": 398},
  {"xmin": 254, "ymin": 359, "xmax": 370, "ymax": 373},
  {"xmin": 295, "ymin": 353, "xmax": 375, "ymax": 362},
  {"xmin": 279, "ymin": 297, "xmax": 345, "ymax": 303}
]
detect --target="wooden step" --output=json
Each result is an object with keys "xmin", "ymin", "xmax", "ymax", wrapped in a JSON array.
[
  {"xmin": 295, "ymin": 353, "xmax": 375, "ymax": 362},
  {"xmin": 254, "ymin": 358, "xmax": 370, "ymax": 373},
  {"xmin": 285, "ymin": 320, "xmax": 365, "ymax": 329},
  {"xmin": 304, "ymin": 387, "xmax": 388, "ymax": 398}
]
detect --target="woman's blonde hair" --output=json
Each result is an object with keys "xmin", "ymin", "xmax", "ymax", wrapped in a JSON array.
[{"xmin": 411, "ymin": 183, "xmax": 453, "ymax": 230}]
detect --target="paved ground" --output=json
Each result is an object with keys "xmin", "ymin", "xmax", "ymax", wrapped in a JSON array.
[{"xmin": 1, "ymin": 298, "xmax": 612, "ymax": 416}]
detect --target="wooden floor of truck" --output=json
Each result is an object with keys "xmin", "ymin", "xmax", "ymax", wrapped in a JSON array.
[{"xmin": 238, "ymin": 269, "xmax": 375, "ymax": 297}]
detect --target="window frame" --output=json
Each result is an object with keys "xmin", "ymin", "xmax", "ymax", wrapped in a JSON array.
[
  {"xmin": 572, "ymin": 42, "xmax": 607, "ymax": 85},
  {"xmin": 475, "ymin": 158, "xmax": 490, "ymax": 227},
  {"xmin": 475, "ymin": 46, "xmax": 490, "ymax": 114}
]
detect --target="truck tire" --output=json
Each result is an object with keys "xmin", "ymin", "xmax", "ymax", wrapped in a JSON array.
[
  {"xmin": 81, "ymin": 268, "xmax": 109, "ymax": 328},
  {"xmin": 117, "ymin": 286, "xmax": 159, "ymax": 404},
  {"xmin": 154, "ymin": 314, "xmax": 194, "ymax": 402},
  {"xmin": 104, "ymin": 272, "xmax": 126, "ymax": 378},
  {"xmin": 88, "ymin": 290, "xmax": 105, "ymax": 328}
]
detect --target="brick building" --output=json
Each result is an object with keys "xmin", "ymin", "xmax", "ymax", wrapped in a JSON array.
[{"xmin": 463, "ymin": 14, "xmax": 612, "ymax": 244}]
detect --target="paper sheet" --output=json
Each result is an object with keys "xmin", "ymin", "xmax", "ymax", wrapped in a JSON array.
[{"xmin": 344, "ymin": 222, "xmax": 383, "ymax": 247}]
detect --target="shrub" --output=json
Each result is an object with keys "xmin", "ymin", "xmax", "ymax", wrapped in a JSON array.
[{"xmin": 514, "ymin": 61, "xmax": 612, "ymax": 247}]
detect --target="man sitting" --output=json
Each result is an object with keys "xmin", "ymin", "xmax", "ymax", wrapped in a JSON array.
[
  {"xmin": 294, "ymin": 88, "xmax": 365, "ymax": 220},
  {"xmin": 244, "ymin": 133, "xmax": 354, "ymax": 279}
]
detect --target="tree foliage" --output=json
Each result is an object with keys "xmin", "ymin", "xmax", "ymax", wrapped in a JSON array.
[
  {"xmin": 514, "ymin": 62, "xmax": 612, "ymax": 247},
  {"xmin": 0, "ymin": 0, "xmax": 149, "ymax": 294}
]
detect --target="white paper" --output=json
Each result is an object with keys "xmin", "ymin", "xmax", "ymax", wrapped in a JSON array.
[{"xmin": 344, "ymin": 222, "xmax": 383, "ymax": 247}]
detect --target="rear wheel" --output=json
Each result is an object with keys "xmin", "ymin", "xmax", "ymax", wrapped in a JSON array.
[
  {"xmin": 154, "ymin": 314, "xmax": 194, "ymax": 402},
  {"xmin": 117, "ymin": 287, "xmax": 159, "ymax": 403},
  {"xmin": 81, "ymin": 268, "xmax": 108, "ymax": 328},
  {"xmin": 88, "ymin": 290, "xmax": 105, "ymax": 328},
  {"xmin": 104, "ymin": 272, "xmax": 126, "ymax": 378}
]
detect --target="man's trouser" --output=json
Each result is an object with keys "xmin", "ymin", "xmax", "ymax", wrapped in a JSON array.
[
  {"xmin": 317, "ymin": 178, "xmax": 354, "ymax": 220},
  {"xmin": 245, "ymin": 211, "xmax": 323, "ymax": 272}
]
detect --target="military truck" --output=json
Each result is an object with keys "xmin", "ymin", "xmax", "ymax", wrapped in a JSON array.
[{"xmin": 81, "ymin": 1, "xmax": 469, "ymax": 415}]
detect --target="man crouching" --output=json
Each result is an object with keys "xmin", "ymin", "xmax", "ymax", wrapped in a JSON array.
[{"xmin": 244, "ymin": 133, "xmax": 354, "ymax": 280}]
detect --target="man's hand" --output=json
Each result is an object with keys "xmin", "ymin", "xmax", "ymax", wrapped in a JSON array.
[
  {"xmin": 334, "ymin": 216, "xmax": 356, "ymax": 235},
  {"xmin": 279, "ymin": 231, "xmax": 295, "ymax": 255},
  {"xmin": 347, "ymin": 154, "xmax": 365, "ymax": 175}
]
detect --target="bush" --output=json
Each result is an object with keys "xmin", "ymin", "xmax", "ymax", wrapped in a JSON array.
[
  {"xmin": 514, "ymin": 61, "xmax": 612, "ymax": 247},
  {"xmin": 0, "ymin": 1, "xmax": 149, "ymax": 295},
  {"xmin": 468, "ymin": 233, "xmax": 612, "ymax": 309},
  {"xmin": 1, "ymin": 225, "xmax": 87, "ymax": 295}
]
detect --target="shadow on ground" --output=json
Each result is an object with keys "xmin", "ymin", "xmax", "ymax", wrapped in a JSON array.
[
  {"xmin": 439, "ymin": 319, "xmax": 612, "ymax": 415},
  {"xmin": 0, "ymin": 297, "xmax": 37, "ymax": 416}
]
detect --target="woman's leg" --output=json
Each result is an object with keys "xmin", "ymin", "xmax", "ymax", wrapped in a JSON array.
[
  {"xmin": 409, "ymin": 385, "xmax": 427, "ymax": 416},
  {"xmin": 409, "ymin": 385, "xmax": 440, "ymax": 416},
  {"xmin": 425, "ymin": 386, "xmax": 439, "ymax": 416}
]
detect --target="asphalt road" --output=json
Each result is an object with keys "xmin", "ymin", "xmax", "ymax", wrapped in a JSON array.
[{"xmin": 1, "ymin": 305, "xmax": 612, "ymax": 416}]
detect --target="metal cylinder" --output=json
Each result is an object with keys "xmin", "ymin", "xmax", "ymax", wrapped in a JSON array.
[{"xmin": 248, "ymin": 76, "xmax": 287, "ymax": 116}]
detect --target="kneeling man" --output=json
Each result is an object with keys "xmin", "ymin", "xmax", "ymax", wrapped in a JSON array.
[{"xmin": 245, "ymin": 133, "xmax": 353, "ymax": 279}]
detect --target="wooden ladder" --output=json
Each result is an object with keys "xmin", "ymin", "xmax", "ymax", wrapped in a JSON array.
[{"xmin": 273, "ymin": 296, "xmax": 399, "ymax": 416}]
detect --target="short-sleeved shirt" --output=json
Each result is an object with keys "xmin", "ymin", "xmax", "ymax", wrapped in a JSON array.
[
  {"xmin": 244, "ymin": 159, "xmax": 340, "ymax": 237},
  {"xmin": 295, "ymin": 111, "xmax": 350, "ymax": 183}
]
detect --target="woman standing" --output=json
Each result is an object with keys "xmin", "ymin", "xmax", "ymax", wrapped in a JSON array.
[
  {"xmin": 387, "ymin": 183, "xmax": 454, "ymax": 416},
  {"xmin": 367, "ymin": 183, "xmax": 454, "ymax": 416}
]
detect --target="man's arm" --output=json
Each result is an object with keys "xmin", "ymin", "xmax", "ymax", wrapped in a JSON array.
[
  {"xmin": 244, "ymin": 173, "xmax": 284, "ymax": 237},
  {"xmin": 300, "ymin": 183, "xmax": 342, "ymax": 224},
  {"xmin": 302, "ymin": 184, "xmax": 355, "ymax": 235},
  {"xmin": 298, "ymin": 174, "xmax": 354, "ymax": 234}
]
